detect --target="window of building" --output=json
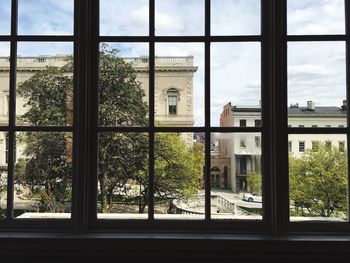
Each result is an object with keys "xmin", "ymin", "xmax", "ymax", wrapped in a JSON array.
[
  {"xmin": 298, "ymin": 141, "xmax": 305, "ymax": 153},
  {"xmin": 239, "ymin": 119, "xmax": 247, "ymax": 127},
  {"xmin": 168, "ymin": 95, "xmax": 177, "ymax": 115},
  {"xmin": 288, "ymin": 141, "xmax": 292, "ymax": 153},
  {"xmin": 298, "ymin": 125, "xmax": 304, "ymax": 128},
  {"xmin": 240, "ymin": 138, "xmax": 246, "ymax": 148},
  {"xmin": 255, "ymin": 136, "xmax": 260, "ymax": 147},
  {"xmin": 325, "ymin": 141, "xmax": 332, "ymax": 148},
  {"xmin": 311, "ymin": 125, "xmax": 317, "ymax": 128},
  {"xmin": 339, "ymin": 141, "xmax": 345, "ymax": 152},
  {"xmin": 255, "ymin": 119, "xmax": 261, "ymax": 127},
  {"xmin": 312, "ymin": 141, "xmax": 319, "ymax": 151}
]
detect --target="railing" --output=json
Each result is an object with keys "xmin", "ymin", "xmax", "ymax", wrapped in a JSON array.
[{"xmin": 0, "ymin": 56, "xmax": 195, "ymax": 68}]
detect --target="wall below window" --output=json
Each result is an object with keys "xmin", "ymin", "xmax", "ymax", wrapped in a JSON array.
[{"xmin": 0, "ymin": 234, "xmax": 350, "ymax": 262}]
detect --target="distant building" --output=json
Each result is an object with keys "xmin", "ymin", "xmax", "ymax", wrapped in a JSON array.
[
  {"xmin": 215, "ymin": 100, "xmax": 347, "ymax": 193},
  {"xmin": 0, "ymin": 55, "xmax": 198, "ymax": 170}
]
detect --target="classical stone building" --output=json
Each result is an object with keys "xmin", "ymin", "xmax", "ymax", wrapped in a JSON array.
[
  {"xmin": 216, "ymin": 100, "xmax": 347, "ymax": 193},
  {"xmin": 0, "ymin": 55, "xmax": 198, "ymax": 169}
]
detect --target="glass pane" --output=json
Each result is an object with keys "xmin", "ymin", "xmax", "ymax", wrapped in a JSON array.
[
  {"xmin": 155, "ymin": 0, "xmax": 204, "ymax": 36},
  {"xmin": 287, "ymin": 0, "xmax": 345, "ymax": 35},
  {"xmin": 18, "ymin": 0, "xmax": 74, "ymax": 35},
  {"xmin": 0, "ymin": 132, "xmax": 8, "ymax": 219},
  {"xmin": 0, "ymin": 42, "xmax": 10, "ymax": 126},
  {"xmin": 16, "ymin": 42, "xmax": 74, "ymax": 126},
  {"xmin": 211, "ymin": 0, "xmax": 260, "ymax": 36},
  {"xmin": 154, "ymin": 132, "xmax": 205, "ymax": 220},
  {"xmin": 211, "ymin": 132, "xmax": 262, "ymax": 220},
  {"xmin": 97, "ymin": 133, "xmax": 148, "ymax": 219},
  {"xmin": 155, "ymin": 43, "xmax": 204, "ymax": 127},
  {"xmin": 14, "ymin": 132, "xmax": 72, "ymax": 219},
  {"xmin": 0, "ymin": 0, "xmax": 11, "ymax": 35},
  {"xmin": 100, "ymin": 0, "xmax": 149, "ymax": 36},
  {"xmin": 289, "ymin": 134, "xmax": 348, "ymax": 222},
  {"xmin": 99, "ymin": 43, "xmax": 149, "ymax": 127},
  {"xmin": 211, "ymin": 43, "xmax": 261, "ymax": 127},
  {"xmin": 288, "ymin": 42, "xmax": 346, "ymax": 127}
]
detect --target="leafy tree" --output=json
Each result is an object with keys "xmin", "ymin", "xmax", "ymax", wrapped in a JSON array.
[
  {"xmin": 247, "ymin": 173, "xmax": 262, "ymax": 195},
  {"xmin": 0, "ymin": 173, "xmax": 6, "ymax": 218},
  {"xmin": 15, "ymin": 45, "xmax": 204, "ymax": 214},
  {"xmin": 15, "ymin": 62, "xmax": 73, "ymax": 212},
  {"xmin": 289, "ymin": 143, "xmax": 348, "ymax": 218}
]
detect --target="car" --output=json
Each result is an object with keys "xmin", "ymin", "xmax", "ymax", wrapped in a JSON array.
[{"xmin": 243, "ymin": 193, "xmax": 262, "ymax": 203}]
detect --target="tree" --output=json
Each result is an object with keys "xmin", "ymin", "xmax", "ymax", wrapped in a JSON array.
[
  {"xmin": 289, "ymin": 143, "xmax": 348, "ymax": 218},
  {"xmin": 247, "ymin": 173, "xmax": 262, "ymax": 195},
  {"xmin": 15, "ymin": 45, "xmax": 204, "ymax": 214},
  {"xmin": 15, "ymin": 62, "xmax": 73, "ymax": 212}
]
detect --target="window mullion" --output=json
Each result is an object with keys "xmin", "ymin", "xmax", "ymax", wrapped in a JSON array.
[
  {"xmin": 272, "ymin": 0, "xmax": 288, "ymax": 236},
  {"xmin": 345, "ymin": 0, "xmax": 350, "ymax": 225}
]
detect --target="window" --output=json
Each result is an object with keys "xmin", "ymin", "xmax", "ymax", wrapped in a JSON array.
[
  {"xmin": 255, "ymin": 136, "xmax": 260, "ymax": 147},
  {"xmin": 312, "ymin": 141, "xmax": 319, "ymax": 151},
  {"xmin": 298, "ymin": 141, "xmax": 305, "ymax": 153},
  {"xmin": 240, "ymin": 138, "xmax": 246, "ymax": 148},
  {"xmin": 0, "ymin": 0, "xmax": 349, "ymax": 240},
  {"xmin": 325, "ymin": 141, "xmax": 332, "ymax": 148},
  {"xmin": 168, "ymin": 95, "xmax": 177, "ymax": 115},
  {"xmin": 239, "ymin": 119, "xmax": 247, "ymax": 127}
]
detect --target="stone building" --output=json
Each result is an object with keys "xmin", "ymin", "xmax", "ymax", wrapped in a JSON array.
[{"xmin": 0, "ymin": 55, "xmax": 198, "ymax": 169}]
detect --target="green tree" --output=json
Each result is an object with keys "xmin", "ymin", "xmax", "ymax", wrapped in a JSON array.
[
  {"xmin": 289, "ymin": 143, "xmax": 348, "ymax": 218},
  {"xmin": 15, "ymin": 45, "xmax": 204, "ymax": 214},
  {"xmin": 247, "ymin": 173, "xmax": 262, "ymax": 195},
  {"xmin": 15, "ymin": 62, "xmax": 73, "ymax": 212}
]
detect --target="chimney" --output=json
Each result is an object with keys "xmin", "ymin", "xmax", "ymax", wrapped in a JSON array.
[
  {"xmin": 307, "ymin": 101, "xmax": 315, "ymax": 111},
  {"xmin": 342, "ymin": 100, "xmax": 347, "ymax": 111},
  {"xmin": 290, "ymin": 103, "xmax": 299, "ymax": 108}
]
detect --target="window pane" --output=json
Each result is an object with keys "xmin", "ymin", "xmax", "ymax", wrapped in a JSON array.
[
  {"xmin": 0, "ymin": 132, "xmax": 8, "ymax": 219},
  {"xmin": 287, "ymin": 0, "xmax": 345, "ymax": 35},
  {"xmin": 18, "ymin": 0, "xmax": 74, "ymax": 35},
  {"xmin": 0, "ymin": 43, "xmax": 10, "ymax": 126},
  {"xmin": 100, "ymin": 0, "xmax": 149, "ymax": 36},
  {"xmin": 97, "ymin": 133, "xmax": 148, "ymax": 219},
  {"xmin": 16, "ymin": 42, "xmax": 74, "ymax": 126},
  {"xmin": 211, "ymin": 0, "xmax": 260, "ymax": 36},
  {"xmin": 289, "ymin": 134, "xmax": 348, "ymax": 222},
  {"xmin": 211, "ymin": 43, "xmax": 261, "ymax": 127},
  {"xmin": 14, "ymin": 132, "xmax": 72, "ymax": 219},
  {"xmin": 155, "ymin": 0, "xmax": 204, "ymax": 36},
  {"xmin": 0, "ymin": 0, "xmax": 11, "ymax": 35},
  {"xmin": 154, "ymin": 132, "xmax": 205, "ymax": 220},
  {"xmin": 98, "ymin": 43, "xmax": 149, "ymax": 127},
  {"xmin": 155, "ymin": 43, "xmax": 204, "ymax": 127},
  {"xmin": 211, "ymin": 133, "xmax": 262, "ymax": 220},
  {"xmin": 288, "ymin": 42, "xmax": 346, "ymax": 127}
]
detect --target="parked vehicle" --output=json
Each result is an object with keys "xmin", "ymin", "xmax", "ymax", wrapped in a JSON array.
[{"xmin": 243, "ymin": 193, "xmax": 262, "ymax": 203}]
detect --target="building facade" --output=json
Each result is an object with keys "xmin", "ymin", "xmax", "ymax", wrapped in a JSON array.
[
  {"xmin": 215, "ymin": 100, "xmax": 347, "ymax": 193},
  {"xmin": 0, "ymin": 55, "xmax": 198, "ymax": 171}
]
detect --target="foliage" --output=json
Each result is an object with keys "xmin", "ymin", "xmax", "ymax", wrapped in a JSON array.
[
  {"xmin": 289, "ymin": 143, "xmax": 348, "ymax": 218},
  {"xmin": 14, "ymin": 61, "xmax": 73, "ymax": 212},
  {"xmin": 247, "ymin": 173, "xmax": 262, "ymax": 195},
  {"xmin": 15, "ymin": 44, "xmax": 204, "ymax": 214}
]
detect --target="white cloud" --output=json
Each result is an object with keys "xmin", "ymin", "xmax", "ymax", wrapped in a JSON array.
[
  {"xmin": 211, "ymin": 0, "xmax": 260, "ymax": 35},
  {"xmin": 18, "ymin": 0, "xmax": 74, "ymax": 35},
  {"xmin": 17, "ymin": 42, "xmax": 73, "ymax": 57},
  {"xmin": 0, "ymin": 43, "xmax": 10, "ymax": 56},
  {"xmin": 100, "ymin": 0, "xmax": 149, "ymax": 36},
  {"xmin": 288, "ymin": 42, "xmax": 346, "ymax": 107},
  {"xmin": 287, "ymin": 0, "xmax": 345, "ymax": 35}
]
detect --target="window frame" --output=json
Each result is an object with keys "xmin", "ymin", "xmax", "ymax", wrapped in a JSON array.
[{"xmin": 0, "ymin": 0, "xmax": 349, "ymax": 236}]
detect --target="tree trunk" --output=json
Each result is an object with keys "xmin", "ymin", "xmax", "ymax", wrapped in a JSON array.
[{"xmin": 99, "ymin": 177, "xmax": 107, "ymax": 213}]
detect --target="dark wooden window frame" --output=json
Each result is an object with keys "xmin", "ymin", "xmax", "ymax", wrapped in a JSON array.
[{"xmin": 0, "ymin": 0, "xmax": 348, "ymax": 236}]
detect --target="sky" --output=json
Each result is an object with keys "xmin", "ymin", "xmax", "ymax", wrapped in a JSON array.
[{"xmin": 0, "ymin": 0, "xmax": 347, "ymax": 126}]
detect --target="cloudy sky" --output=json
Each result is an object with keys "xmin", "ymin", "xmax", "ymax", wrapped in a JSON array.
[{"xmin": 0, "ymin": 0, "xmax": 346, "ymax": 126}]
